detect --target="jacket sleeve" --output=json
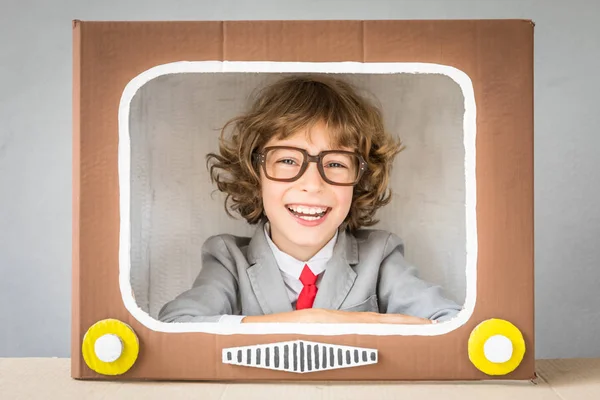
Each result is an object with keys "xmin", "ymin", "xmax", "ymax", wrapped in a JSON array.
[
  {"xmin": 376, "ymin": 232, "xmax": 463, "ymax": 322},
  {"xmin": 158, "ymin": 235, "xmax": 241, "ymax": 323}
]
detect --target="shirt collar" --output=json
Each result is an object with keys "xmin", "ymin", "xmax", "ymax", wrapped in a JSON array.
[{"xmin": 263, "ymin": 221, "xmax": 338, "ymax": 279}]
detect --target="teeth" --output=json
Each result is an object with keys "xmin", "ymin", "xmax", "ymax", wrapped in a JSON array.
[{"xmin": 287, "ymin": 205, "xmax": 328, "ymax": 215}]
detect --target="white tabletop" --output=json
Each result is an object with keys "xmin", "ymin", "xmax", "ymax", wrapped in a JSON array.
[{"xmin": 1, "ymin": 358, "xmax": 599, "ymax": 400}]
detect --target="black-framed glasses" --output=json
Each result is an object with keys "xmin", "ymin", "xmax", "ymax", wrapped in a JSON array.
[{"xmin": 253, "ymin": 146, "xmax": 368, "ymax": 186}]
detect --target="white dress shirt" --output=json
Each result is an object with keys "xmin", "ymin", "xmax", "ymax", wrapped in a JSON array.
[{"xmin": 219, "ymin": 222, "xmax": 338, "ymax": 324}]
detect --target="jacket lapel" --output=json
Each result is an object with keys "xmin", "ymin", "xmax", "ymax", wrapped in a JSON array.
[
  {"xmin": 246, "ymin": 221, "xmax": 294, "ymax": 315},
  {"xmin": 312, "ymin": 229, "xmax": 358, "ymax": 310}
]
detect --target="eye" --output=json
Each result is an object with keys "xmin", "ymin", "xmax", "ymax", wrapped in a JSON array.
[
  {"xmin": 277, "ymin": 158, "xmax": 299, "ymax": 166},
  {"xmin": 325, "ymin": 162, "xmax": 348, "ymax": 169}
]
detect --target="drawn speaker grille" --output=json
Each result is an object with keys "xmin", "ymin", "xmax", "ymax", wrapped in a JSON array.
[{"xmin": 222, "ymin": 340, "xmax": 377, "ymax": 373}]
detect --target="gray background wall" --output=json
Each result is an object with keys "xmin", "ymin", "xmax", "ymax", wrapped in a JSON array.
[{"xmin": 0, "ymin": 0, "xmax": 598, "ymax": 359}]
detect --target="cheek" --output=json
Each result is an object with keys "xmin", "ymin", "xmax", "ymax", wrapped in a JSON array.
[
  {"xmin": 334, "ymin": 188, "xmax": 354, "ymax": 213},
  {"xmin": 260, "ymin": 179, "xmax": 273, "ymax": 208},
  {"xmin": 260, "ymin": 178, "xmax": 285, "ymax": 214}
]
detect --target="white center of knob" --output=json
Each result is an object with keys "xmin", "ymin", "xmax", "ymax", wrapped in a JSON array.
[
  {"xmin": 94, "ymin": 334, "xmax": 123, "ymax": 363},
  {"xmin": 483, "ymin": 334, "xmax": 513, "ymax": 363}
]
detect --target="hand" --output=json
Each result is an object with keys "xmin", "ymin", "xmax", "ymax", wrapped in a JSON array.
[
  {"xmin": 293, "ymin": 309, "xmax": 435, "ymax": 324},
  {"xmin": 242, "ymin": 309, "xmax": 435, "ymax": 324},
  {"xmin": 372, "ymin": 312, "xmax": 436, "ymax": 325}
]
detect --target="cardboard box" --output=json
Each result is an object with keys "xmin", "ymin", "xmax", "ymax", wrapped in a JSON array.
[{"xmin": 72, "ymin": 20, "xmax": 534, "ymax": 381}]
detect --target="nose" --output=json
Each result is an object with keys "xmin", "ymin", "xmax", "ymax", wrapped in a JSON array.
[{"xmin": 297, "ymin": 162, "xmax": 325, "ymax": 192}]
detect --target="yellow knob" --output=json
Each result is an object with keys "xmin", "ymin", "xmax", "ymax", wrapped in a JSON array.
[
  {"xmin": 82, "ymin": 319, "xmax": 139, "ymax": 376},
  {"xmin": 468, "ymin": 318, "xmax": 526, "ymax": 376}
]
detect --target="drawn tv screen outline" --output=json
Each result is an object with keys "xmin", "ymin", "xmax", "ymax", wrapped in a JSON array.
[{"xmin": 118, "ymin": 60, "xmax": 477, "ymax": 337}]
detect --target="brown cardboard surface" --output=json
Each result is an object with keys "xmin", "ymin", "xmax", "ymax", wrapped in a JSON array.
[
  {"xmin": 3, "ymin": 359, "xmax": 600, "ymax": 399},
  {"xmin": 71, "ymin": 19, "xmax": 82, "ymax": 378},
  {"xmin": 73, "ymin": 20, "xmax": 534, "ymax": 381}
]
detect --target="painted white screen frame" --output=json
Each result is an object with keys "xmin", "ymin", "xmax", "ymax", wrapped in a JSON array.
[{"xmin": 118, "ymin": 61, "xmax": 477, "ymax": 336}]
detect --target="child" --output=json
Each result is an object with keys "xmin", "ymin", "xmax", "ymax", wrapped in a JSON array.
[{"xmin": 158, "ymin": 74, "xmax": 463, "ymax": 325}]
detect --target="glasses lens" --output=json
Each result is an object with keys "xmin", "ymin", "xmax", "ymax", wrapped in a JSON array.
[
  {"xmin": 321, "ymin": 152, "xmax": 360, "ymax": 184},
  {"xmin": 264, "ymin": 148, "xmax": 305, "ymax": 180}
]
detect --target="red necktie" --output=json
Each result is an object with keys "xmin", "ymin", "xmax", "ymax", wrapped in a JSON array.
[{"xmin": 296, "ymin": 264, "xmax": 318, "ymax": 310}]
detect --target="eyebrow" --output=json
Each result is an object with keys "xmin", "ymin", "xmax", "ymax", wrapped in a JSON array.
[
  {"xmin": 269, "ymin": 141, "xmax": 333, "ymax": 151},
  {"xmin": 271, "ymin": 139, "xmax": 359, "ymax": 152}
]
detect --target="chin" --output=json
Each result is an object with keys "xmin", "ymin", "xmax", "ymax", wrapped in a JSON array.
[
  {"xmin": 267, "ymin": 206, "xmax": 345, "ymax": 249},
  {"xmin": 283, "ymin": 223, "xmax": 338, "ymax": 245}
]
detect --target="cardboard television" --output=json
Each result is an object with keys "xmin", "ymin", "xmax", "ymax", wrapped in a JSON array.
[{"xmin": 72, "ymin": 20, "xmax": 534, "ymax": 381}]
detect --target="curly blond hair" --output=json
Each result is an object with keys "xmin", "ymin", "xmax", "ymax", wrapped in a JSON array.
[{"xmin": 206, "ymin": 74, "xmax": 403, "ymax": 231}]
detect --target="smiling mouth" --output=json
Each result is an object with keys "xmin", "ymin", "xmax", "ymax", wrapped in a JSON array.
[{"xmin": 286, "ymin": 204, "xmax": 331, "ymax": 221}]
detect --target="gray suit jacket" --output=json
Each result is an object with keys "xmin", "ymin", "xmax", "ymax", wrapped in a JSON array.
[{"xmin": 158, "ymin": 220, "xmax": 463, "ymax": 323}]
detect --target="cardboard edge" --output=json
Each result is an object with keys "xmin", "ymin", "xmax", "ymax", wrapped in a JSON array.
[
  {"xmin": 72, "ymin": 20, "xmax": 537, "ymax": 382},
  {"xmin": 71, "ymin": 18, "xmax": 83, "ymax": 379}
]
